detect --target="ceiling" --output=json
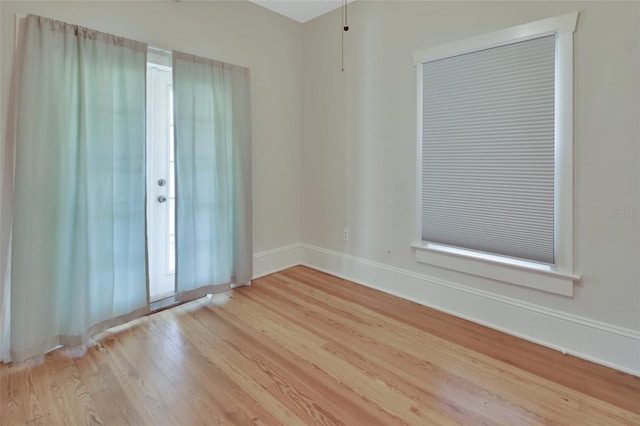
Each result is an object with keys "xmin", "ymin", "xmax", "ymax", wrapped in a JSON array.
[{"xmin": 248, "ymin": 0, "xmax": 347, "ymax": 23}]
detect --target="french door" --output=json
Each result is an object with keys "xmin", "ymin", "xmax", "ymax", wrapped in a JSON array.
[{"xmin": 146, "ymin": 63, "xmax": 175, "ymax": 300}]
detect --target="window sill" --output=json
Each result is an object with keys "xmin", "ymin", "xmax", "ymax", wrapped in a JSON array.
[{"xmin": 411, "ymin": 243, "xmax": 579, "ymax": 297}]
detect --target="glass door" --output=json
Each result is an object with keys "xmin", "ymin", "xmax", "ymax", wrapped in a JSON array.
[{"xmin": 146, "ymin": 63, "xmax": 175, "ymax": 300}]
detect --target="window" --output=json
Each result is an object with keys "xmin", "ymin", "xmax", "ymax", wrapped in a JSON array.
[{"xmin": 412, "ymin": 13, "xmax": 580, "ymax": 295}]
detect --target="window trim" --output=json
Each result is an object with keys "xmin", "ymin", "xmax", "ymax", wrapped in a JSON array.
[{"xmin": 413, "ymin": 12, "xmax": 580, "ymax": 296}]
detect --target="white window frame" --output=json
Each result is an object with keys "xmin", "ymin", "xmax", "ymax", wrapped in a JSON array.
[{"xmin": 412, "ymin": 12, "xmax": 580, "ymax": 296}]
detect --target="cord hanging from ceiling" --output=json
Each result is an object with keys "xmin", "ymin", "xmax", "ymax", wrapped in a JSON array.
[{"xmin": 342, "ymin": 0, "xmax": 349, "ymax": 72}]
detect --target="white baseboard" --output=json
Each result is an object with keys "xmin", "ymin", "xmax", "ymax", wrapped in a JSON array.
[
  {"xmin": 253, "ymin": 243, "xmax": 301, "ymax": 279},
  {"xmin": 299, "ymin": 243, "xmax": 640, "ymax": 377}
]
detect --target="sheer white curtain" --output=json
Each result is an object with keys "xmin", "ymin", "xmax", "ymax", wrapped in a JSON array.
[
  {"xmin": 2, "ymin": 15, "xmax": 148, "ymax": 362},
  {"xmin": 172, "ymin": 51, "xmax": 252, "ymax": 302}
]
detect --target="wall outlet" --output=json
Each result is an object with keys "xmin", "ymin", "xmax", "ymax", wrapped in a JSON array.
[{"xmin": 343, "ymin": 229, "xmax": 349, "ymax": 241}]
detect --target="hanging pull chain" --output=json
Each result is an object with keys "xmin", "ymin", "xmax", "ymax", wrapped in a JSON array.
[
  {"xmin": 342, "ymin": 0, "xmax": 349, "ymax": 72},
  {"xmin": 344, "ymin": 0, "xmax": 349, "ymax": 32}
]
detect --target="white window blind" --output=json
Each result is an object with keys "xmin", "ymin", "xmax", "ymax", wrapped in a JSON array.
[{"xmin": 421, "ymin": 35, "xmax": 556, "ymax": 264}]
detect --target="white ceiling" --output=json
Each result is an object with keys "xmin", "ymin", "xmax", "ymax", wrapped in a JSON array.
[{"xmin": 248, "ymin": 0, "xmax": 346, "ymax": 23}]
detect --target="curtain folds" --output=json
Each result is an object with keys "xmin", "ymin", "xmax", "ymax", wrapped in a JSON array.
[
  {"xmin": 172, "ymin": 51, "xmax": 252, "ymax": 303},
  {"xmin": 6, "ymin": 15, "xmax": 148, "ymax": 362},
  {"xmin": 0, "ymin": 14, "xmax": 253, "ymax": 362}
]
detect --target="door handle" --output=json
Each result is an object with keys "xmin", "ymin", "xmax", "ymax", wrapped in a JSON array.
[{"xmin": 158, "ymin": 196, "xmax": 167, "ymax": 203}]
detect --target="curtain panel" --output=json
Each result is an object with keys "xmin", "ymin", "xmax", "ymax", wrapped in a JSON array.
[
  {"xmin": 172, "ymin": 51, "xmax": 252, "ymax": 302},
  {"xmin": 6, "ymin": 15, "xmax": 148, "ymax": 362}
]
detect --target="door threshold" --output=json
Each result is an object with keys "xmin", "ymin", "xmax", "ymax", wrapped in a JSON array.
[{"xmin": 149, "ymin": 294, "xmax": 180, "ymax": 314}]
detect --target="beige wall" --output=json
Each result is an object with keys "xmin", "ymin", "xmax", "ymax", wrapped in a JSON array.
[
  {"xmin": 0, "ymin": 0, "xmax": 303, "ymax": 260},
  {"xmin": 302, "ymin": 1, "xmax": 640, "ymax": 330}
]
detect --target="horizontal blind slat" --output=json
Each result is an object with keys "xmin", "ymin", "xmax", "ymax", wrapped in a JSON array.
[{"xmin": 421, "ymin": 35, "xmax": 556, "ymax": 264}]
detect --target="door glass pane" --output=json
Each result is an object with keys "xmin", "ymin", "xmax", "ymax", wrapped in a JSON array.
[
  {"xmin": 147, "ymin": 60, "xmax": 175, "ymax": 299},
  {"xmin": 169, "ymin": 234, "xmax": 175, "ymax": 272}
]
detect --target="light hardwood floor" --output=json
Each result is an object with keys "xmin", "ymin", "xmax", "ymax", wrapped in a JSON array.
[{"xmin": 1, "ymin": 266, "xmax": 639, "ymax": 425}]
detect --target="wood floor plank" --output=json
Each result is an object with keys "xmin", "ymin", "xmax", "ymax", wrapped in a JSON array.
[
  {"xmin": 185, "ymin": 299, "xmax": 376, "ymax": 426},
  {"xmin": 71, "ymin": 345, "xmax": 132, "ymax": 426},
  {"xmin": 236, "ymin": 286, "xmax": 547, "ymax": 425},
  {"xmin": 55, "ymin": 362, "xmax": 103, "ymax": 426},
  {"xmin": 180, "ymin": 309, "xmax": 340, "ymax": 425},
  {"xmin": 150, "ymin": 307, "xmax": 295, "ymax": 425},
  {"xmin": 246, "ymin": 279, "xmax": 543, "ymax": 425},
  {"xmin": 100, "ymin": 328, "xmax": 180, "ymax": 426},
  {"xmin": 149, "ymin": 315, "xmax": 266, "ymax": 424},
  {"xmin": 261, "ymin": 271, "xmax": 640, "ymax": 425},
  {"xmin": 1, "ymin": 265, "xmax": 639, "ymax": 425},
  {"xmin": 41, "ymin": 351, "xmax": 84, "ymax": 426},
  {"xmin": 192, "ymin": 298, "xmax": 412, "ymax": 426},
  {"xmin": 81, "ymin": 338, "xmax": 157, "ymax": 426},
  {"xmin": 214, "ymin": 291, "xmax": 466, "ymax": 425},
  {"xmin": 109, "ymin": 327, "xmax": 206, "ymax": 425},
  {"xmin": 1, "ymin": 363, "xmax": 27, "ymax": 426},
  {"xmin": 154, "ymin": 305, "xmax": 305, "ymax": 425},
  {"xmin": 282, "ymin": 266, "xmax": 640, "ymax": 415},
  {"xmin": 124, "ymin": 317, "xmax": 244, "ymax": 426}
]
